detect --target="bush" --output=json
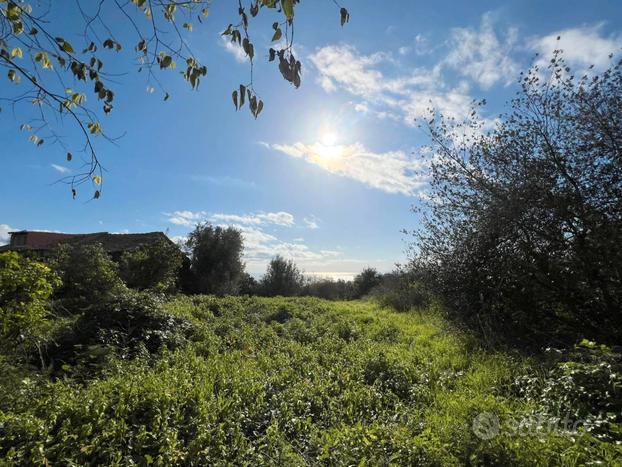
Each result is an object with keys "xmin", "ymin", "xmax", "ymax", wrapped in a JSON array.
[
  {"xmin": 0, "ymin": 252, "xmax": 60, "ymax": 360},
  {"xmin": 47, "ymin": 289, "xmax": 190, "ymax": 370},
  {"xmin": 371, "ymin": 271, "xmax": 431, "ymax": 312},
  {"xmin": 352, "ymin": 268, "xmax": 382, "ymax": 298},
  {"xmin": 118, "ymin": 238, "xmax": 183, "ymax": 293},
  {"xmin": 52, "ymin": 243, "xmax": 125, "ymax": 308},
  {"xmin": 261, "ymin": 256, "xmax": 304, "ymax": 297},
  {"xmin": 516, "ymin": 341, "xmax": 622, "ymax": 442}
]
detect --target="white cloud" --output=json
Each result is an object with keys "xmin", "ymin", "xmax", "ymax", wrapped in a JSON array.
[
  {"xmin": 309, "ymin": 43, "xmax": 475, "ymax": 125},
  {"xmin": 51, "ymin": 164, "xmax": 71, "ymax": 174},
  {"xmin": 529, "ymin": 24, "xmax": 622, "ymax": 71},
  {"xmin": 309, "ymin": 44, "xmax": 397, "ymax": 97},
  {"xmin": 163, "ymin": 212, "xmax": 388, "ymax": 277},
  {"xmin": 210, "ymin": 211, "xmax": 295, "ymax": 227},
  {"xmin": 0, "ymin": 224, "xmax": 16, "ymax": 245},
  {"xmin": 209, "ymin": 221, "xmax": 344, "ymax": 274},
  {"xmin": 303, "ymin": 216, "xmax": 319, "ymax": 229},
  {"xmin": 165, "ymin": 210, "xmax": 296, "ymax": 228},
  {"xmin": 164, "ymin": 210, "xmax": 207, "ymax": 226},
  {"xmin": 168, "ymin": 235, "xmax": 187, "ymax": 245},
  {"xmin": 220, "ymin": 36, "xmax": 247, "ymax": 64},
  {"xmin": 443, "ymin": 12, "xmax": 520, "ymax": 88},
  {"xmin": 414, "ymin": 33, "xmax": 433, "ymax": 56},
  {"xmin": 265, "ymin": 141, "xmax": 428, "ymax": 196}
]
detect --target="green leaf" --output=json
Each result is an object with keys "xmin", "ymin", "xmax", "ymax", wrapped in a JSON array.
[
  {"xmin": 282, "ymin": 0, "xmax": 294, "ymax": 21},
  {"xmin": 232, "ymin": 90, "xmax": 238, "ymax": 110}
]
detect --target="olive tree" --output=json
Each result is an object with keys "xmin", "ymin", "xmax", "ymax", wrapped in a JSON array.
[{"xmin": 184, "ymin": 222, "xmax": 245, "ymax": 295}]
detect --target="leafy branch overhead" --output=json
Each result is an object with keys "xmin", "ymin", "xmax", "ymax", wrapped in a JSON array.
[{"xmin": 0, "ymin": 0, "xmax": 349, "ymax": 198}]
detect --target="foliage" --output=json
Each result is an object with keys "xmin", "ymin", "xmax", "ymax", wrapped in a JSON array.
[
  {"xmin": 184, "ymin": 223, "xmax": 245, "ymax": 295},
  {"xmin": 516, "ymin": 340, "xmax": 622, "ymax": 443},
  {"xmin": 302, "ymin": 277, "xmax": 354, "ymax": 300},
  {"xmin": 261, "ymin": 255, "xmax": 305, "ymax": 296},
  {"xmin": 412, "ymin": 51, "xmax": 622, "ymax": 347},
  {"xmin": 52, "ymin": 243, "xmax": 125, "ymax": 308},
  {"xmin": 237, "ymin": 272, "xmax": 259, "ymax": 296},
  {"xmin": 371, "ymin": 270, "xmax": 432, "ymax": 312},
  {"xmin": 0, "ymin": 0, "xmax": 349, "ymax": 197},
  {"xmin": 118, "ymin": 238, "xmax": 183, "ymax": 293},
  {"xmin": 0, "ymin": 252, "xmax": 60, "ymax": 359},
  {"xmin": 352, "ymin": 267, "xmax": 382, "ymax": 298},
  {"xmin": 1, "ymin": 297, "xmax": 620, "ymax": 464},
  {"xmin": 46, "ymin": 289, "xmax": 191, "ymax": 372}
]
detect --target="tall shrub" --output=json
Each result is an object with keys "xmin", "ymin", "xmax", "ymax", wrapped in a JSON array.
[{"xmin": 413, "ymin": 52, "xmax": 622, "ymax": 346}]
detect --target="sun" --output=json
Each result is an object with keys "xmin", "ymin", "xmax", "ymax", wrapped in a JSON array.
[{"xmin": 320, "ymin": 131, "xmax": 338, "ymax": 146}]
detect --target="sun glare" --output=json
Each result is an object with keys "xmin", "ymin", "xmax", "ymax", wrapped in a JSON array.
[
  {"xmin": 314, "ymin": 143, "xmax": 342, "ymax": 161},
  {"xmin": 320, "ymin": 131, "xmax": 338, "ymax": 146}
]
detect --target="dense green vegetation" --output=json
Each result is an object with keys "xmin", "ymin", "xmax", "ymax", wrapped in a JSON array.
[{"xmin": 1, "ymin": 292, "xmax": 620, "ymax": 465}]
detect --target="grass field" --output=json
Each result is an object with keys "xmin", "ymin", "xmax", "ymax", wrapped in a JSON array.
[{"xmin": 1, "ymin": 297, "xmax": 620, "ymax": 465}]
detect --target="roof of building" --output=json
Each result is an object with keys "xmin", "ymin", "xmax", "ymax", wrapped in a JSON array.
[{"xmin": 0, "ymin": 231, "xmax": 173, "ymax": 253}]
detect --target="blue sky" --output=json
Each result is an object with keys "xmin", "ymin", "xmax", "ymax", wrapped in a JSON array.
[{"xmin": 1, "ymin": 0, "xmax": 621, "ymax": 278}]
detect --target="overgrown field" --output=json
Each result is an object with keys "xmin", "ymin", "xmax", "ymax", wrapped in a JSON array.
[{"xmin": 1, "ymin": 297, "xmax": 620, "ymax": 465}]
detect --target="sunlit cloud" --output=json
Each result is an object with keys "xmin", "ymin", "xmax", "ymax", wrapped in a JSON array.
[{"xmin": 264, "ymin": 141, "xmax": 428, "ymax": 196}]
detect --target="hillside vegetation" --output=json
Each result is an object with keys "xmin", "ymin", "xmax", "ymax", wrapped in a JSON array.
[{"xmin": 1, "ymin": 297, "xmax": 620, "ymax": 465}]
